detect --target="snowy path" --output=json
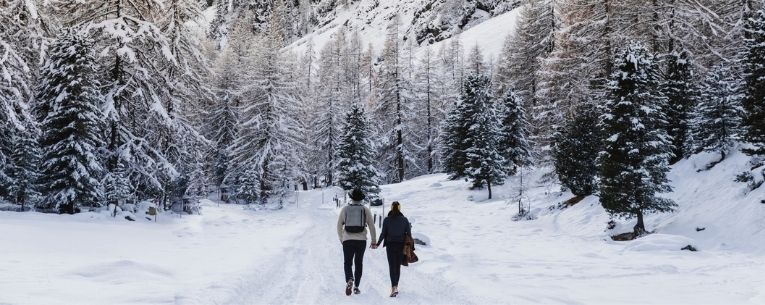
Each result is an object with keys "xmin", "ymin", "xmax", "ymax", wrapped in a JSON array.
[{"xmin": 220, "ymin": 190, "xmax": 475, "ymax": 305}]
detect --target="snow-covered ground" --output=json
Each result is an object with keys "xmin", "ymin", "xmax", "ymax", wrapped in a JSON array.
[{"xmin": 2, "ymin": 148, "xmax": 765, "ymax": 305}]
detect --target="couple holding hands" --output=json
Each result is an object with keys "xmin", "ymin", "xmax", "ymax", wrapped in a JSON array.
[{"xmin": 337, "ymin": 189, "xmax": 417, "ymax": 298}]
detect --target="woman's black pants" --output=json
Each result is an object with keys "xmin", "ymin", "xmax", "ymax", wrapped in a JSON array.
[{"xmin": 385, "ymin": 242, "xmax": 405, "ymax": 287}]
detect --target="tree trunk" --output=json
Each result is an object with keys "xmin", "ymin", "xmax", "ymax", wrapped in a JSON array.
[
  {"xmin": 396, "ymin": 91, "xmax": 405, "ymax": 183},
  {"xmin": 487, "ymin": 180, "xmax": 493, "ymax": 200},
  {"xmin": 634, "ymin": 210, "xmax": 646, "ymax": 236}
]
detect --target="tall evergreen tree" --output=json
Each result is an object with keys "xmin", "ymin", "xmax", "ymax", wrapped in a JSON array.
[
  {"xmin": 661, "ymin": 50, "xmax": 697, "ymax": 163},
  {"xmin": 157, "ymin": 0, "xmax": 212, "ymax": 205},
  {"xmin": 553, "ymin": 103, "xmax": 601, "ymax": 196},
  {"xmin": 374, "ymin": 16, "xmax": 416, "ymax": 183},
  {"xmin": 440, "ymin": 74, "xmax": 489, "ymax": 180},
  {"xmin": 66, "ymin": 0, "xmax": 206, "ymax": 204},
  {"xmin": 497, "ymin": 89, "xmax": 532, "ymax": 175},
  {"xmin": 463, "ymin": 75, "xmax": 507, "ymax": 199},
  {"xmin": 228, "ymin": 26, "xmax": 301, "ymax": 205},
  {"xmin": 599, "ymin": 43, "xmax": 675, "ymax": 236},
  {"xmin": 209, "ymin": 41, "xmax": 244, "ymax": 189},
  {"xmin": 6, "ymin": 123, "xmax": 41, "ymax": 209},
  {"xmin": 311, "ymin": 34, "xmax": 343, "ymax": 186},
  {"xmin": 693, "ymin": 63, "xmax": 743, "ymax": 160},
  {"xmin": 0, "ymin": 0, "xmax": 44, "ymax": 199},
  {"xmin": 496, "ymin": 0, "xmax": 556, "ymax": 107},
  {"xmin": 414, "ymin": 46, "xmax": 444, "ymax": 174},
  {"xmin": 103, "ymin": 159, "xmax": 132, "ymax": 207},
  {"xmin": 0, "ymin": 40, "xmax": 31, "ymax": 200},
  {"xmin": 336, "ymin": 104, "xmax": 381, "ymax": 200},
  {"xmin": 741, "ymin": 8, "xmax": 765, "ymax": 155},
  {"xmin": 35, "ymin": 32, "xmax": 104, "ymax": 214}
]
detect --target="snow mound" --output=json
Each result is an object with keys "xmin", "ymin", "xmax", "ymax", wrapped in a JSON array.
[
  {"xmin": 621, "ymin": 234, "xmax": 696, "ymax": 252},
  {"xmin": 69, "ymin": 260, "xmax": 174, "ymax": 284}
]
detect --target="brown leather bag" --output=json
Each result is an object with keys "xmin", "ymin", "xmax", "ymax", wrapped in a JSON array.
[{"xmin": 403, "ymin": 235, "xmax": 419, "ymax": 264}]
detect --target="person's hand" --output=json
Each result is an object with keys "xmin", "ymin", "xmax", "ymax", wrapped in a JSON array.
[{"xmin": 370, "ymin": 244, "xmax": 378, "ymax": 249}]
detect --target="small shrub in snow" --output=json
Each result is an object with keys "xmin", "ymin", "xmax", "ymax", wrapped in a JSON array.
[{"xmin": 681, "ymin": 245, "xmax": 698, "ymax": 252}]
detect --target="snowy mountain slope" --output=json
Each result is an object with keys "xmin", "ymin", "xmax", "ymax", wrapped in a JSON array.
[
  {"xmin": 377, "ymin": 150, "xmax": 765, "ymax": 304},
  {"xmin": 286, "ymin": 0, "xmax": 520, "ymax": 60},
  {"xmin": 511, "ymin": 146, "xmax": 765, "ymax": 255}
]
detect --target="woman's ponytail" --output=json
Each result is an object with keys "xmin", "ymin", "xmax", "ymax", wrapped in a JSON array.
[{"xmin": 389, "ymin": 201, "xmax": 403, "ymax": 216}]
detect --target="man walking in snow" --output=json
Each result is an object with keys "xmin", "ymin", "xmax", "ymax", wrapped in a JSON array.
[{"xmin": 337, "ymin": 188, "xmax": 377, "ymax": 296}]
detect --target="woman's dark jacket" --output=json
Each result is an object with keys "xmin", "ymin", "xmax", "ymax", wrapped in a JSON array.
[{"xmin": 378, "ymin": 214, "xmax": 411, "ymax": 247}]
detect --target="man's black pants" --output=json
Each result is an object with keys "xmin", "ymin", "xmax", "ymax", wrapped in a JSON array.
[{"xmin": 343, "ymin": 240, "xmax": 366, "ymax": 286}]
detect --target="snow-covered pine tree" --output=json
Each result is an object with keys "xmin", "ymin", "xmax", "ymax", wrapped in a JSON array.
[
  {"xmin": 361, "ymin": 42, "xmax": 376, "ymax": 103},
  {"xmin": 465, "ymin": 44, "xmax": 486, "ymax": 76},
  {"xmin": 661, "ymin": 50, "xmax": 697, "ymax": 163},
  {"xmin": 209, "ymin": 45, "xmax": 242, "ymax": 189},
  {"xmin": 213, "ymin": 20, "xmax": 255, "ymax": 193},
  {"xmin": 657, "ymin": 0, "xmax": 732, "ymax": 66},
  {"xmin": 296, "ymin": 39, "xmax": 322, "ymax": 188},
  {"xmin": 35, "ymin": 32, "xmax": 104, "ymax": 214},
  {"xmin": 0, "ymin": 0, "xmax": 51, "ymax": 88},
  {"xmin": 6, "ymin": 122, "xmax": 41, "ymax": 210},
  {"xmin": 228, "ymin": 25, "xmax": 302, "ymax": 206},
  {"xmin": 599, "ymin": 43, "xmax": 676, "ymax": 236},
  {"xmin": 336, "ymin": 104, "xmax": 381, "ymax": 200},
  {"xmin": 717, "ymin": 0, "xmax": 762, "ymax": 61},
  {"xmin": 507, "ymin": 0, "xmax": 559, "ymax": 170},
  {"xmin": 741, "ymin": 8, "xmax": 765, "ymax": 156},
  {"xmin": 311, "ymin": 33, "xmax": 347, "ymax": 186},
  {"xmin": 373, "ymin": 16, "xmax": 417, "ymax": 183},
  {"xmin": 66, "ymin": 0, "xmax": 179, "ymax": 201},
  {"xmin": 435, "ymin": 38, "xmax": 464, "ymax": 171},
  {"xmin": 103, "ymin": 159, "xmax": 132, "ymax": 207},
  {"xmin": 157, "ymin": 0, "xmax": 212, "ymax": 204},
  {"xmin": 442, "ymin": 74, "xmax": 503, "ymax": 183},
  {"xmin": 0, "ymin": 38, "xmax": 32, "ymax": 200},
  {"xmin": 497, "ymin": 89, "xmax": 532, "ymax": 175},
  {"xmin": 496, "ymin": 0, "xmax": 556, "ymax": 112},
  {"xmin": 232, "ymin": 167, "xmax": 260, "ymax": 204},
  {"xmin": 535, "ymin": 31, "xmax": 580, "ymax": 167},
  {"xmin": 414, "ymin": 46, "xmax": 444, "ymax": 174},
  {"xmin": 552, "ymin": 102, "xmax": 601, "ymax": 197},
  {"xmin": 440, "ymin": 97, "xmax": 470, "ymax": 180},
  {"xmin": 0, "ymin": 0, "xmax": 46, "ymax": 200},
  {"xmin": 438, "ymin": 35, "xmax": 464, "ymax": 95},
  {"xmin": 281, "ymin": 50, "xmax": 310, "ymax": 188},
  {"xmin": 463, "ymin": 75, "xmax": 507, "ymax": 199},
  {"xmin": 185, "ymin": 150, "xmax": 210, "ymax": 199},
  {"xmin": 692, "ymin": 63, "xmax": 743, "ymax": 161}
]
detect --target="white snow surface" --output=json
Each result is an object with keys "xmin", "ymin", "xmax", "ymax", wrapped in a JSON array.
[{"xmin": 1, "ymin": 147, "xmax": 765, "ymax": 304}]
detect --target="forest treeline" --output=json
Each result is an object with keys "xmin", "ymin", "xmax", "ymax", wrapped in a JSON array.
[{"xmin": 1, "ymin": 0, "xmax": 765, "ymax": 234}]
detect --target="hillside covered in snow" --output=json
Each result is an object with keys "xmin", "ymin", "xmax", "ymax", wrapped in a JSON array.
[
  {"xmin": 3, "ymin": 0, "xmax": 765, "ymax": 304},
  {"xmin": 1, "ymin": 151, "xmax": 764, "ymax": 305}
]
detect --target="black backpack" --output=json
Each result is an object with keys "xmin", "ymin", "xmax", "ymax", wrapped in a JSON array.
[{"xmin": 344, "ymin": 205, "xmax": 366, "ymax": 233}]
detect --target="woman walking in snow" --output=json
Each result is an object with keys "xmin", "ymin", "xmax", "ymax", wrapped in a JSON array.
[{"xmin": 372, "ymin": 201, "xmax": 412, "ymax": 297}]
